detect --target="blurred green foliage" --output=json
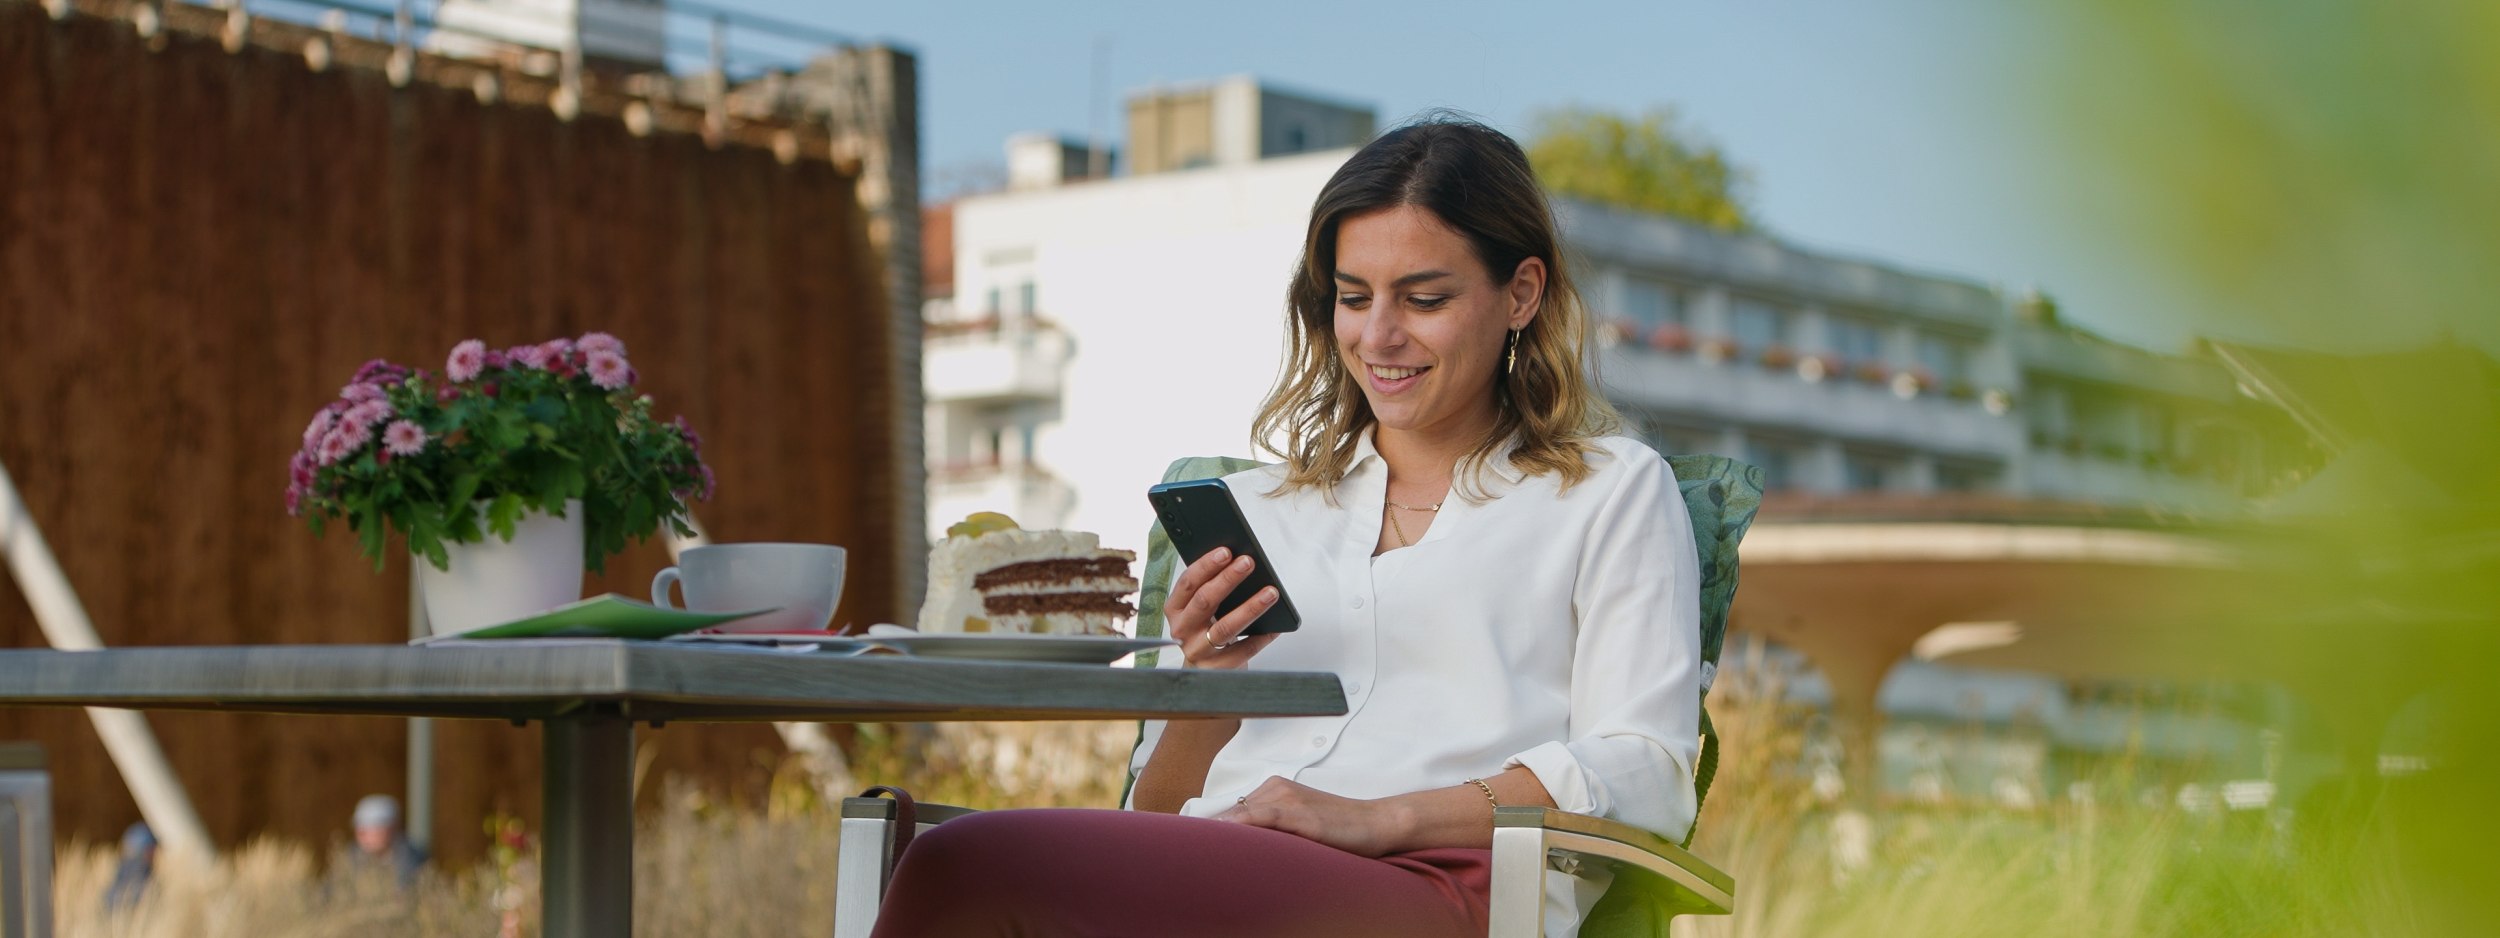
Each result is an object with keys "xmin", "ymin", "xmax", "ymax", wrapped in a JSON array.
[
  {"xmin": 2034, "ymin": 1, "xmax": 2500, "ymax": 933},
  {"xmin": 1525, "ymin": 106, "xmax": 1756, "ymax": 231}
]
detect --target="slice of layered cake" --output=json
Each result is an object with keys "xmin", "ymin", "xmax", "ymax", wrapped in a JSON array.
[{"xmin": 917, "ymin": 513, "xmax": 1140, "ymax": 635}]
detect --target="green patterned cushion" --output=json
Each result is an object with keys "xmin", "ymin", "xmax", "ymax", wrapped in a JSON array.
[{"xmin": 1663, "ymin": 454, "xmax": 1765, "ymax": 839}]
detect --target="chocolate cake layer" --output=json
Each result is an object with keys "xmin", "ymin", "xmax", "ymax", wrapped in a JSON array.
[
  {"xmin": 981, "ymin": 593, "xmax": 1138, "ymax": 616},
  {"xmin": 974, "ymin": 556, "xmax": 1131, "ymax": 589}
]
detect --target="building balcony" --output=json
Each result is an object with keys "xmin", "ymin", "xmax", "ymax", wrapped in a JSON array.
[
  {"xmin": 1599, "ymin": 344, "xmax": 2020, "ymax": 459},
  {"xmin": 924, "ymin": 316, "xmax": 1073, "ymax": 405},
  {"xmin": 926, "ymin": 460, "xmax": 1079, "ymax": 538}
]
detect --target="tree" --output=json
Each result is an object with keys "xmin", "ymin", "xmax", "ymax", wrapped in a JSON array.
[{"xmin": 1525, "ymin": 106, "xmax": 1755, "ymax": 232}]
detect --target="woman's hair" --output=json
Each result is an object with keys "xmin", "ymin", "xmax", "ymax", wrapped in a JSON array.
[{"xmin": 1251, "ymin": 113, "xmax": 1620, "ymax": 496}]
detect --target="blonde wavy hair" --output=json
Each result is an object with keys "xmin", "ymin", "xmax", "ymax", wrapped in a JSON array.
[{"xmin": 1251, "ymin": 115, "xmax": 1620, "ymax": 497}]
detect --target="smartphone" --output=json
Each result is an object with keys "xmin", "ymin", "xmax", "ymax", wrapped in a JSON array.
[{"xmin": 1146, "ymin": 478, "xmax": 1302, "ymax": 636}]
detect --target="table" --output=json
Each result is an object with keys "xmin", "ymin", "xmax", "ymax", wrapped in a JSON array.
[{"xmin": 0, "ymin": 643, "xmax": 1348, "ymax": 936}]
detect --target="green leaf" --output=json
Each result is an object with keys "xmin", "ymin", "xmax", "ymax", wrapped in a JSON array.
[
  {"xmin": 487, "ymin": 493, "xmax": 524, "ymax": 541},
  {"xmin": 447, "ymin": 472, "xmax": 482, "ymax": 513},
  {"xmin": 358, "ymin": 503, "xmax": 386, "ymax": 570}
]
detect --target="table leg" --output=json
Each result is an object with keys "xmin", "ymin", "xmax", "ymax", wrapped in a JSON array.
[{"xmin": 542, "ymin": 718, "xmax": 633, "ymax": 938}]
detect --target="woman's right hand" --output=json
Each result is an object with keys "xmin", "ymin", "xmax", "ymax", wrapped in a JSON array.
[{"xmin": 1167, "ymin": 546, "xmax": 1281, "ymax": 669}]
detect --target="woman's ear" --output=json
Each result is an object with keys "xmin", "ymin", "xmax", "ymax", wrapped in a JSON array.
[{"xmin": 1508, "ymin": 257, "xmax": 1546, "ymax": 330}]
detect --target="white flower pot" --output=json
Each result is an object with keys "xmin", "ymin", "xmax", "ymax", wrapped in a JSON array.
[{"xmin": 417, "ymin": 499, "xmax": 585, "ymax": 636}]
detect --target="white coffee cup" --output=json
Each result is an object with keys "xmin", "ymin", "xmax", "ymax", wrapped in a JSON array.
[{"xmin": 651, "ymin": 543, "xmax": 846, "ymax": 633}]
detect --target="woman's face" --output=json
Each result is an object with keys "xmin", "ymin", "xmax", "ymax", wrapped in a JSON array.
[{"xmin": 1331, "ymin": 204, "xmax": 1543, "ymax": 442}]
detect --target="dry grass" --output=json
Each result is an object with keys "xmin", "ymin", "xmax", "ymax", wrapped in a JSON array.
[
  {"xmin": 52, "ymin": 673, "xmax": 2418, "ymax": 936},
  {"xmin": 49, "ymin": 720, "xmax": 1138, "ymax": 937}
]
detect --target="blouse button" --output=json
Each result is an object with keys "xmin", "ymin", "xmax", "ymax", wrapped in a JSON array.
[
  {"xmin": 1310, "ymin": 735, "xmax": 1327, "ymax": 748},
  {"xmin": 1349, "ymin": 597, "xmax": 1365, "ymax": 609}
]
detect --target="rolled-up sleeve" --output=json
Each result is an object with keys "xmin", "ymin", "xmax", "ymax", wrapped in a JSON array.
[{"xmin": 1504, "ymin": 454, "xmax": 1702, "ymax": 841}]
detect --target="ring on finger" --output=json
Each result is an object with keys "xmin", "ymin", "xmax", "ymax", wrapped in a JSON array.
[{"xmin": 1207, "ymin": 633, "xmax": 1236, "ymax": 651}]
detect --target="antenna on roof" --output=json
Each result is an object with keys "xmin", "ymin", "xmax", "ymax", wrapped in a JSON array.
[{"xmin": 1088, "ymin": 34, "xmax": 1112, "ymax": 180}]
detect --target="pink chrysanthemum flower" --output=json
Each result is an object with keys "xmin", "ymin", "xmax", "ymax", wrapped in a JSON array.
[
  {"xmin": 576, "ymin": 332, "xmax": 627, "ymax": 357},
  {"xmin": 510, "ymin": 344, "xmax": 549, "ymax": 369},
  {"xmin": 350, "ymin": 358, "xmax": 407, "ymax": 386},
  {"xmin": 316, "ymin": 425, "xmax": 360, "ymax": 466},
  {"xmin": 585, "ymin": 350, "xmax": 631, "ymax": 390},
  {"xmin": 302, "ymin": 410, "xmax": 337, "ymax": 453},
  {"xmin": 345, "ymin": 400, "xmax": 393, "ymax": 428},
  {"xmin": 446, "ymin": 339, "xmax": 487, "ymax": 383},
  {"xmin": 382, "ymin": 420, "xmax": 428, "ymax": 456},
  {"xmin": 539, "ymin": 339, "xmax": 576, "ymax": 369},
  {"xmin": 289, "ymin": 451, "xmax": 316, "ymax": 488},
  {"xmin": 340, "ymin": 382, "xmax": 387, "ymax": 404},
  {"xmin": 285, "ymin": 485, "xmax": 303, "ymax": 517},
  {"xmin": 335, "ymin": 411, "xmax": 375, "ymax": 446}
]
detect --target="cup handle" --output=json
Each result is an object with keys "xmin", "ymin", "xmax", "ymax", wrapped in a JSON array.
[{"xmin": 651, "ymin": 567, "xmax": 683, "ymax": 609}]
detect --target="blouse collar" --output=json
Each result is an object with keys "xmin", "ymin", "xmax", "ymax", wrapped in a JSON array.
[{"xmin": 1348, "ymin": 424, "xmax": 1530, "ymax": 490}]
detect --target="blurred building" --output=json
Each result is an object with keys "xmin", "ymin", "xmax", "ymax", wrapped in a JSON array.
[
  {"xmin": 928, "ymin": 78, "xmax": 2293, "ymax": 542},
  {"xmin": 430, "ymin": 0, "xmax": 667, "ymax": 72},
  {"xmin": 1124, "ymin": 76, "xmax": 1374, "ymax": 174}
]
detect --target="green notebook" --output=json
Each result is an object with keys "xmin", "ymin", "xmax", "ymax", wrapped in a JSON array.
[{"xmin": 414, "ymin": 594, "xmax": 776, "ymax": 643}]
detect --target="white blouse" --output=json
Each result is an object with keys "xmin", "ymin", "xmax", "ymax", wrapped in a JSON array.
[{"xmin": 1128, "ymin": 430, "xmax": 1703, "ymax": 936}]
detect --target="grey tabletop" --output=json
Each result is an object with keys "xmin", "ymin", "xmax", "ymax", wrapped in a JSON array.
[{"xmin": 0, "ymin": 643, "xmax": 1349, "ymax": 723}]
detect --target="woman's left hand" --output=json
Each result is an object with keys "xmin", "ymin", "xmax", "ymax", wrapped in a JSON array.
[{"xmin": 1214, "ymin": 776, "xmax": 1408, "ymax": 857}]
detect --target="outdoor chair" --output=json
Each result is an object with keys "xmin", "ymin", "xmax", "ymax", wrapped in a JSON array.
[
  {"xmin": 0, "ymin": 741, "xmax": 53, "ymax": 938},
  {"xmin": 835, "ymin": 452, "xmax": 1761, "ymax": 938}
]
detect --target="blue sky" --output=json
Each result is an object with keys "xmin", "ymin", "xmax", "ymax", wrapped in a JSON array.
[{"xmin": 731, "ymin": 0, "xmax": 2189, "ymax": 351}]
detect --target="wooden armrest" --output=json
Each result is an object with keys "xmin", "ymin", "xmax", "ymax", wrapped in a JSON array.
[{"xmin": 1493, "ymin": 806, "xmax": 1733, "ymax": 915}]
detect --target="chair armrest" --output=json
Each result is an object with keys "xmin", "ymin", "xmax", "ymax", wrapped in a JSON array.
[
  {"xmin": 839, "ymin": 797, "xmax": 984, "ymax": 825},
  {"xmin": 1486, "ymin": 806, "xmax": 1734, "ymax": 936},
  {"xmin": 833, "ymin": 798, "xmax": 981, "ymax": 938}
]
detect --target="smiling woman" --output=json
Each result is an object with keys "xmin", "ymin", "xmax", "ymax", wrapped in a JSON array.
[
  {"xmin": 1258, "ymin": 116, "xmax": 1621, "ymax": 507},
  {"xmin": 868, "ymin": 116, "xmax": 1701, "ymax": 938}
]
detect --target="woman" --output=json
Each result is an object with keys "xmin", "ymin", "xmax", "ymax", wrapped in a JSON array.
[{"xmin": 872, "ymin": 116, "xmax": 1702, "ymax": 938}]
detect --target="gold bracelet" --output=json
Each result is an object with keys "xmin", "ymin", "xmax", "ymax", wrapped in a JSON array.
[{"xmin": 1466, "ymin": 777, "xmax": 1499, "ymax": 810}]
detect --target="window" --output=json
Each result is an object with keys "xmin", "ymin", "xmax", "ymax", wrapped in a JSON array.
[
  {"xmin": 1731, "ymin": 299, "xmax": 1789, "ymax": 359},
  {"xmin": 1624, "ymin": 277, "xmax": 1682, "ymax": 328},
  {"xmin": 1917, "ymin": 334, "xmax": 1971, "ymax": 385},
  {"xmin": 1017, "ymin": 281, "xmax": 1037, "ymax": 316},
  {"xmin": 1936, "ymin": 463, "xmax": 1997, "ymax": 493},
  {"xmin": 1842, "ymin": 451, "xmax": 1897, "ymax": 492},
  {"xmin": 984, "ymin": 287, "xmax": 1002, "ymax": 316},
  {"xmin": 1830, "ymin": 317, "xmax": 1884, "ymax": 366},
  {"xmin": 1746, "ymin": 438, "xmax": 1799, "ymax": 491},
  {"xmin": 1636, "ymin": 414, "xmax": 1709, "ymax": 456}
]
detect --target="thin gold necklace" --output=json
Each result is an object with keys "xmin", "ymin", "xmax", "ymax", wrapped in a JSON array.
[{"xmin": 1383, "ymin": 498, "xmax": 1441, "ymax": 548}]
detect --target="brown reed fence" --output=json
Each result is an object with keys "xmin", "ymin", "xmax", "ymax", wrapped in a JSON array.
[{"xmin": 0, "ymin": 0, "xmax": 902, "ymax": 863}]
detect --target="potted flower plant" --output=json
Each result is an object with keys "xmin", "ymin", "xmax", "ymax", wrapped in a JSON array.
[
  {"xmin": 287, "ymin": 332, "xmax": 712, "ymax": 634},
  {"xmin": 1598, "ymin": 318, "xmax": 1639, "ymax": 346},
  {"xmin": 1647, "ymin": 323, "xmax": 1694, "ymax": 354},
  {"xmin": 1698, "ymin": 337, "xmax": 1740, "ymax": 364}
]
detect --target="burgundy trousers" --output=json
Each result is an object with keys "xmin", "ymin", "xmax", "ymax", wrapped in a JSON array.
[{"xmin": 868, "ymin": 808, "xmax": 1493, "ymax": 938}]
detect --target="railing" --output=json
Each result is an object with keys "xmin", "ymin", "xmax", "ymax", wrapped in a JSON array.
[{"xmin": 135, "ymin": 0, "xmax": 863, "ymax": 117}]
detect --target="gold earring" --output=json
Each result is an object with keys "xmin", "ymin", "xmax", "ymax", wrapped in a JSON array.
[{"xmin": 1505, "ymin": 329, "xmax": 1520, "ymax": 377}]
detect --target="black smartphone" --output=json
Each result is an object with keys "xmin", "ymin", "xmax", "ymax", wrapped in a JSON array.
[{"xmin": 1147, "ymin": 478, "xmax": 1302, "ymax": 636}]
